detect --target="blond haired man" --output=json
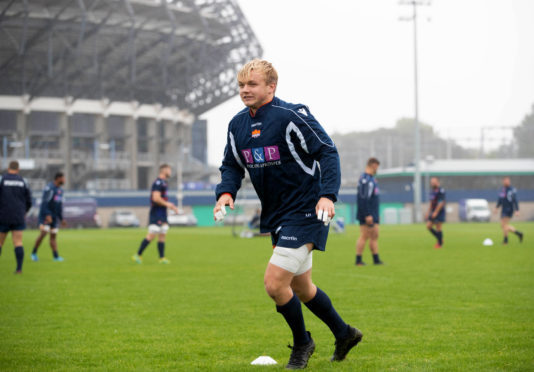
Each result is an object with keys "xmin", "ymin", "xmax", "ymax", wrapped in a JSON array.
[{"xmin": 214, "ymin": 59, "xmax": 362, "ymax": 369}]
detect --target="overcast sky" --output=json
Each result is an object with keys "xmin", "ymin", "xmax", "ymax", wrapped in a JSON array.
[{"xmin": 201, "ymin": 0, "xmax": 534, "ymax": 166}]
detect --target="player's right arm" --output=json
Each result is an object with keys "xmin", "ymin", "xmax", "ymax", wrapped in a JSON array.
[
  {"xmin": 214, "ymin": 128, "xmax": 245, "ymax": 220},
  {"xmin": 41, "ymin": 186, "xmax": 53, "ymax": 222},
  {"xmin": 494, "ymin": 190, "xmax": 503, "ymax": 213},
  {"xmin": 151, "ymin": 190, "xmax": 178, "ymax": 213},
  {"xmin": 357, "ymin": 177, "xmax": 372, "ymax": 224}
]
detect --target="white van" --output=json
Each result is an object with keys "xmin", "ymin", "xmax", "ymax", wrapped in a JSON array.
[{"xmin": 458, "ymin": 199, "xmax": 491, "ymax": 222}]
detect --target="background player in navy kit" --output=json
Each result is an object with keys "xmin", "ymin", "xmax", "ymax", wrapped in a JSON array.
[
  {"xmin": 494, "ymin": 176, "xmax": 523, "ymax": 244},
  {"xmin": 425, "ymin": 177, "xmax": 446, "ymax": 249},
  {"xmin": 355, "ymin": 158, "xmax": 384, "ymax": 266},
  {"xmin": 0, "ymin": 161, "xmax": 32, "ymax": 274},
  {"xmin": 132, "ymin": 164, "xmax": 178, "ymax": 264},
  {"xmin": 214, "ymin": 59, "xmax": 362, "ymax": 369},
  {"xmin": 31, "ymin": 172, "xmax": 66, "ymax": 262}
]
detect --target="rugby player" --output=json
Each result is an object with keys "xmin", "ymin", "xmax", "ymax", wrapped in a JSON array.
[
  {"xmin": 0, "ymin": 161, "xmax": 32, "ymax": 273},
  {"xmin": 213, "ymin": 59, "xmax": 362, "ymax": 369},
  {"xmin": 425, "ymin": 177, "xmax": 445, "ymax": 249},
  {"xmin": 355, "ymin": 158, "xmax": 384, "ymax": 266},
  {"xmin": 494, "ymin": 177, "xmax": 523, "ymax": 244},
  {"xmin": 31, "ymin": 172, "xmax": 67, "ymax": 261},
  {"xmin": 132, "ymin": 164, "xmax": 178, "ymax": 264}
]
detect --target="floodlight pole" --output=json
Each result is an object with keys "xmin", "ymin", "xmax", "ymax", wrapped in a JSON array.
[
  {"xmin": 412, "ymin": 1, "xmax": 422, "ymax": 223},
  {"xmin": 177, "ymin": 140, "xmax": 183, "ymax": 211},
  {"xmin": 400, "ymin": 0, "xmax": 429, "ymax": 223}
]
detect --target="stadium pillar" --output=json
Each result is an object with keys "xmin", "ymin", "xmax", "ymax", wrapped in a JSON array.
[
  {"xmin": 59, "ymin": 113, "xmax": 72, "ymax": 190},
  {"xmin": 125, "ymin": 117, "xmax": 138, "ymax": 190},
  {"xmin": 147, "ymin": 119, "xmax": 160, "ymax": 181},
  {"xmin": 16, "ymin": 112, "xmax": 28, "ymax": 142}
]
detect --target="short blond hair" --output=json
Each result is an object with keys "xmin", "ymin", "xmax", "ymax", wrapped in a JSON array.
[{"xmin": 237, "ymin": 59, "xmax": 278, "ymax": 86}]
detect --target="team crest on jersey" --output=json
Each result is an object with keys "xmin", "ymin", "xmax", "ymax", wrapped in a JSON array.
[{"xmin": 251, "ymin": 129, "xmax": 261, "ymax": 138}]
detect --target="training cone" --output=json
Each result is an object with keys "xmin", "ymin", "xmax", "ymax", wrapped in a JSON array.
[
  {"xmin": 483, "ymin": 238, "xmax": 493, "ymax": 246},
  {"xmin": 251, "ymin": 356, "xmax": 277, "ymax": 365}
]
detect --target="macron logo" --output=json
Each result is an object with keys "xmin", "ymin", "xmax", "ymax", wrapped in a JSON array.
[
  {"xmin": 298, "ymin": 108, "xmax": 308, "ymax": 116},
  {"xmin": 280, "ymin": 235, "xmax": 298, "ymax": 241}
]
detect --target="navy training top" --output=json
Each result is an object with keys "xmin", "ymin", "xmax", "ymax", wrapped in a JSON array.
[
  {"xmin": 215, "ymin": 96, "xmax": 341, "ymax": 234},
  {"xmin": 39, "ymin": 181, "xmax": 64, "ymax": 220},
  {"xmin": 356, "ymin": 172, "xmax": 379, "ymax": 220},
  {"xmin": 0, "ymin": 173, "xmax": 32, "ymax": 225},
  {"xmin": 497, "ymin": 186, "xmax": 519, "ymax": 215}
]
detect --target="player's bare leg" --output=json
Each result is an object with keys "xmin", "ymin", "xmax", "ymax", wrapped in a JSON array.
[
  {"xmin": 501, "ymin": 217, "xmax": 510, "ymax": 244},
  {"xmin": 264, "ymin": 254, "xmax": 314, "ymax": 369},
  {"xmin": 427, "ymin": 220, "xmax": 442, "ymax": 248},
  {"xmin": 501, "ymin": 217, "xmax": 522, "ymax": 243},
  {"xmin": 157, "ymin": 232, "xmax": 170, "ymax": 264},
  {"xmin": 435, "ymin": 222, "xmax": 443, "ymax": 248},
  {"xmin": 0, "ymin": 232, "xmax": 7, "ymax": 256},
  {"xmin": 132, "ymin": 232, "xmax": 155, "ymax": 264},
  {"xmin": 49, "ymin": 232, "xmax": 63, "ymax": 261},
  {"xmin": 369, "ymin": 225, "xmax": 383, "ymax": 264},
  {"xmin": 0, "ymin": 231, "xmax": 9, "ymax": 263},
  {"xmin": 31, "ymin": 228, "xmax": 49, "ymax": 261},
  {"xmin": 33, "ymin": 229, "xmax": 48, "ymax": 253},
  {"xmin": 264, "ymin": 262, "xmax": 295, "ymax": 305},
  {"xmin": 355, "ymin": 226, "xmax": 369, "ymax": 266},
  {"xmin": 292, "ymin": 249, "xmax": 363, "ymax": 363},
  {"xmin": 11, "ymin": 230, "xmax": 24, "ymax": 273}
]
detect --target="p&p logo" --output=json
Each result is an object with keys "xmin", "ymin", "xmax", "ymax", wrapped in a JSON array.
[{"xmin": 242, "ymin": 146, "xmax": 280, "ymax": 167}]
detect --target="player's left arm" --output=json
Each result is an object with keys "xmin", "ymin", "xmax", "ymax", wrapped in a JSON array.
[
  {"xmin": 432, "ymin": 190, "xmax": 446, "ymax": 217},
  {"xmin": 23, "ymin": 179, "xmax": 32, "ymax": 213},
  {"xmin": 512, "ymin": 189, "xmax": 519, "ymax": 215},
  {"xmin": 289, "ymin": 107, "xmax": 340, "ymax": 220},
  {"xmin": 57, "ymin": 197, "xmax": 67, "ymax": 227}
]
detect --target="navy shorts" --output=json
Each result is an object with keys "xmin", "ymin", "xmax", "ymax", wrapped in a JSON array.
[
  {"xmin": 358, "ymin": 216, "xmax": 380, "ymax": 226},
  {"xmin": 0, "ymin": 222, "xmax": 26, "ymax": 233},
  {"xmin": 149, "ymin": 214, "xmax": 168, "ymax": 226},
  {"xmin": 38, "ymin": 214, "xmax": 59, "ymax": 228},
  {"xmin": 271, "ymin": 222, "xmax": 329, "ymax": 252},
  {"xmin": 427, "ymin": 212, "xmax": 445, "ymax": 223},
  {"xmin": 501, "ymin": 211, "xmax": 513, "ymax": 219}
]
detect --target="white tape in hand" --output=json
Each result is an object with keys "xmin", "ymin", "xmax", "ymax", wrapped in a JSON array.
[
  {"xmin": 215, "ymin": 205, "xmax": 227, "ymax": 222},
  {"xmin": 317, "ymin": 209, "xmax": 330, "ymax": 226},
  {"xmin": 322, "ymin": 210, "xmax": 331, "ymax": 226}
]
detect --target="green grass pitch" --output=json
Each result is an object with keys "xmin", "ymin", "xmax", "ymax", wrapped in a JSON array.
[{"xmin": 0, "ymin": 223, "xmax": 533, "ymax": 371}]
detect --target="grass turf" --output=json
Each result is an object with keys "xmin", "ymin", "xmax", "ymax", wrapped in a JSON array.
[{"xmin": 0, "ymin": 223, "xmax": 533, "ymax": 371}]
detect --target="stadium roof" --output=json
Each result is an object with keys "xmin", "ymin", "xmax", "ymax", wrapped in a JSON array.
[
  {"xmin": 378, "ymin": 159, "xmax": 534, "ymax": 178},
  {"xmin": 0, "ymin": 0, "xmax": 262, "ymax": 115}
]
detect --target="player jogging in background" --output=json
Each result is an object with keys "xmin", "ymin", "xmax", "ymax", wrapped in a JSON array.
[
  {"xmin": 355, "ymin": 157, "xmax": 384, "ymax": 266},
  {"xmin": 0, "ymin": 161, "xmax": 32, "ymax": 274},
  {"xmin": 132, "ymin": 164, "xmax": 178, "ymax": 264},
  {"xmin": 31, "ymin": 172, "xmax": 67, "ymax": 262},
  {"xmin": 214, "ymin": 59, "xmax": 362, "ymax": 369},
  {"xmin": 425, "ymin": 177, "xmax": 446, "ymax": 249},
  {"xmin": 495, "ymin": 176, "xmax": 523, "ymax": 245}
]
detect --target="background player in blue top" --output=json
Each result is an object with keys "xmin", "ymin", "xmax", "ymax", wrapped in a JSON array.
[
  {"xmin": 0, "ymin": 161, "xmax": 32, "ymax": 274},
  {"xmin": 132, "ymin": 164, "xmax": 178, "ymax": 264},
  {"xmin": 425, "ymin": 177, "xmax": 446, "ymax": 249},
  {"xmin": 31, "ymin": 172, "xmax": 66, "ymax": 262},
  {"xmin": 213, "ymin": 59, "xmax": 362, "ymax": 369},
  {"xmin": 355, "ymin": 158, "xmax": 384, "ymax": 266},
  {"xmin": 494, "ymin": 177, "xmax": 523, "ymax": 244}
]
